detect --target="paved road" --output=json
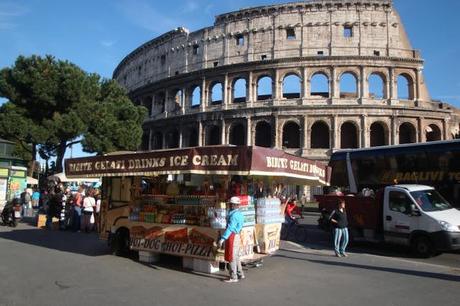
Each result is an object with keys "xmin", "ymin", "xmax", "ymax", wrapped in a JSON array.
[
  {"xmin": 0, "ymin": 222, "xmax": 459, "ymax": 306},
  {"xmin": 299, "ymin": 212, "xmax": 460, "ymax": 269}
]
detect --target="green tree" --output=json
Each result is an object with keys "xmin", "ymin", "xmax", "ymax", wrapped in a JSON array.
[{"xmin": 0, "ymin": 55, "xmax": 147, "ymax": 172}]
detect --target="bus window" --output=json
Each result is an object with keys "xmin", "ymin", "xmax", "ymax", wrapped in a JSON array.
[{"xmin": 330, "ymin": 159, "xmax": 349, "ymax": 189}]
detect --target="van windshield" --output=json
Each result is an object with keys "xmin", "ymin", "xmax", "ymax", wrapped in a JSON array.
[{"xmin": 410, "ymin": 190, "xmax": 452, "ymax": 212}]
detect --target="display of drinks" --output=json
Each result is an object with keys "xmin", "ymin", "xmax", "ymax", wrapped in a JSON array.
[{"xmin": 256, "ymin": 197, "xmax": 282, "ymax": 224}]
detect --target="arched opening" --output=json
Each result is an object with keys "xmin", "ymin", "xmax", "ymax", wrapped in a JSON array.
[
  {"xmin": 399, "ymin": 122, "xmax": 416, "ymax": 144},
  {"xmin": 282, "ymin": 121, "xmax": 301, "ymax": 148},
  {"xmin": 152, "ymin": 132, "xmax": 163, "ymax": 150},
  {"xmin": 426, "ymin": 124, "xmax": 441, "ymax": 142},
  {"xmin": 173, "ymin": 90, "xmax": 184, "ymax": 110},
  {"xmin": 206, "ymin": 125, "xmax": 221, "ymax": 145},
  {"xmin": 188, "ymin": 128, "xmax": 198, "ymax": 147},
  {"xmin": 257, "ymin": 76, "xmax": 272, "ymax": 101},
  {"xmin": 210, "ymin": 82, "xmax": 223, "ymax": 104},
  {"xmin": 370, "ymin": 122, "xmax": 387, "ymax": 147},
  {"xmin": 141, "ymin": 130, "xmax": 149, "ymax": 150},
  {"xmin": 283, "ymin": 74, "xmax": 301, "ymax": 99},
  {"xmin": 397, "ymin": 74, "xmax": 414, "ymax": 100},
  {"xmin": 311, "ymin": 121, "xmax": 330, "ymax": 149},
  {"xmin": 142, "ymin": 97, "xmax": 153, "ymax": 117},
  {"xmin": 255, "ymin": 121, "xmax": 272, "ymax": 148},
  {"xmin": 368, "ymin": 73, "xmax": 385, "ymax": 99},
  {"xmin": 191, "ymin": 86, "xmax": 201, "ymax": 108},
  {"xmin": 166, "ymin": 130, "xmax": 179, "ymax": 148},
  {"xmin": 310, "ymin": 73, "xmax": 329, "ymax": 98},
  {"xmin": 229, "ymin": 123, "xmax": 246, "ymax": 145},
  {"xmin": 155, "ymin": 92, "xmax": 166, "ymax": 114},
  {"xmin": 340, "ymin": 122, "xmax": 358, "ymax": 149},
  {"xmin": 233, "ymin": 78, "xmax": 247, "ymax": 103},
  {"xmin": 340, "ymin": 72, "xmax": 358, "ymax": 98}
]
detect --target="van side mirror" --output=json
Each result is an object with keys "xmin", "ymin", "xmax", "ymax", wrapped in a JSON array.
[{"xmin": 411, "ymin": 208, "xmax": 421, "ymax": 217}]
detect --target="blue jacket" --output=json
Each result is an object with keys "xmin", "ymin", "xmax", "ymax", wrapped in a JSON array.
[{"xmin": 221, "ymin": 209, "xmax": 244, "ymax": 240}]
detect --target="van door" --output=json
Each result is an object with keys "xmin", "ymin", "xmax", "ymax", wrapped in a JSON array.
[{"xmin": 383, "ymin": 188, "xmax": 419, "ymax": 245}]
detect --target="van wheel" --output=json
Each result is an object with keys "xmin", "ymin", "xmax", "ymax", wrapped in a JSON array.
[
  {"xmin": 411, "ymin": 235, "xmax": 434, "ymax": 258},
  {"xmin": 111, "ymin": 228, "xmax": 130, "ymax": 257}
]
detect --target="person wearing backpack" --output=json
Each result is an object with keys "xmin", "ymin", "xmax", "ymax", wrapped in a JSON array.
[{"xmin": 72, "ymin": 186, "xmax": 84, "ymax": 232}]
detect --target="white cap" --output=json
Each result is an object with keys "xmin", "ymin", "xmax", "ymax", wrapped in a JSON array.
[{"xmin": 229, "ymin": 196, "xmax": 241, "ymax": 205}]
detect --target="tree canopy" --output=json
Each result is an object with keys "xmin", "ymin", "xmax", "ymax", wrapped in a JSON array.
[{"xmin": 0, "ymin": 55, "xmax": 147, "ymax": 173}]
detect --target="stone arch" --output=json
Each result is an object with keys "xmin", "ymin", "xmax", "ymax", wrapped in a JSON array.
[
  {"xmin": 142, "ymin": 96, "xmax": 153, "ymax": 116},
  {"xmin": 426, "ymin": 124, "xmax": 441, "ymax": 142},
  {"xmin": 232, "ymin": 78, "xmax": 247, "ymax": 103},
  {"xmin": 152, "ymin": 131, "xmax": 163, "ymax": 150},
  {"xmin": 210, "ymin": 82, "xmax": 223, "ymax": 105},
  {"xmin": 191, "ymin": 85, "xmax": 201, "ymax": 108},
  {"xmin": 399, "ymin": 122, "xmax": 416, "ymax": 144},
  {"xmin": 340, "ymin": 121, "xmax": 359, "ymax": 149},
  {"xmin": 397, "ymin": 73, "xmax": 414, "ymax": 100},
  {"xmin": 171, "ymin": 89, "xmax": 184, "ymax": 111},
  {"xmin": 229, "ymin": 123, "xmax": 246, "ymax": 145},
  {"xmin": 187, "ymin": 128, "xmax": 199, "ymax": 147},
  {"xmin": 165, "ymin": 129, "xmax": 180, "ymax": 148},
  {"xmin": 154, "ymin": 92, "xmax": 166, "ymax": 114},
  {"xmin": 257, "ymin": 75, "xmax": 273, "ymax": 101},
  {"xmin": 339, "ymin": 72, "xmax": 358, "ymax": 98},
  {"xmin": 282, "ymin": 121, "xmax": 301, "ymax": 148},
  {"xmin": 255, "ymin": 120, "xmax": 272, "ymax": 147},
  {"xmin": 206, "ymin": 125, "xmax": 221, "ymax": 145},
  {"xmin": 282, "ymin": 73, "xmax": 302, "ymax": 99},
  {"xmin": 370, "ymin": 121, "xmax": 388, "ymax": 147},
  {"xmin": 310, "ymin": 121, "xmax": 330, "ymax": 149},
  {"xmin": 368, "ymin": 72, "xmax": 386, "ymax": 99},
  {"xmin": 310, "ymin": 72, "xmax": 329, "ymax": 98}
]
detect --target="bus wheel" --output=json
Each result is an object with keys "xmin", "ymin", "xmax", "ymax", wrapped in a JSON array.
[
  {"xmin": 411, "ymin": 235, "xmax": 433, "ymax": 258},
  {"xmin": 111, "ymin": 228, "xmax": 130, "ymax": 257}
]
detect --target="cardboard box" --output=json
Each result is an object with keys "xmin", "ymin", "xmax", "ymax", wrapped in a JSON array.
[{"xmin": 255, "ymin": 223, "xmax": 281, "ymax": 254}]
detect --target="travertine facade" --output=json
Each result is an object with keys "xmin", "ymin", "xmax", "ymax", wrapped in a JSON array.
[{"xmin": 113, "ymin": 0, "xmax": 460, "ymax": 163}]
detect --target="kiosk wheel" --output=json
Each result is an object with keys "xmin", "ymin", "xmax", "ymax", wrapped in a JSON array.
[{"xmin": 111, "ymin": 228, "xmax": 130, "ymax": 257}]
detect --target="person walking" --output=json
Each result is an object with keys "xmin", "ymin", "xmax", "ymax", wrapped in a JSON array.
[
  {"xmin": 72, "ymin": 186, "xmax": 84, "ymax": 232},
  {"xmin": 31, "ymin": 188, "xmax": 40, "ymax": 209},
  {"xmin": 218, "ymin": 196, "xmax": 245, "ymax": 283},
  {"xmin": 20, "ymin": 188, "xmax": 31, "ymax": 217},
  {"xmin": 81, "ymin": 189, "xmax": 95, "ymax": 233},
  {"xmin": 329, "ymin": 199, "xmax": 349, "ymax": 257}
]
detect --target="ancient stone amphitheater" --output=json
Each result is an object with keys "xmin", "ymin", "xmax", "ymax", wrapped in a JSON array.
[{"xmin": 113, "ymin": 0, "xmax": 460, "ymax": 163}]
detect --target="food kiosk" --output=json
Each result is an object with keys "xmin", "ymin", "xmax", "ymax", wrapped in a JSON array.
[{"xmin": 65, "ymin": 146, "xmax": 329, "ymax": 273}]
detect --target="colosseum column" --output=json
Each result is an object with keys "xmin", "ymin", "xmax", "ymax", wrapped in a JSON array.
[
  {"xmin": 164, "ymin": 91, "xmax": 169, "ymax": 116},
  {"xmin": 332, "ymin": 115, "xmax": 339, "ymax": 149},
  {"xmin": 148, "ymin": 129, "xmax": 153, "ymax": 150},
  {"xmin": 415, "ymin": 68, "xmax": 422, "ymax": 102},
  {"xmin": 360, "ymin": 66, "xmax": 368, "ymax": 103},
  {"xmin": 274, "ymin": 116, "xmax": 280, "ymax": 148},
  {"xmin": 246, "ymin": 117, "xmax": 252, "ymax": 146},
  {"xmin": 331, "ymin": 67, "xmax": 339, "ymax": 100},
  {"xmin": 418, "ymin": 117, "xmax": 425, "ymax": 143},
  {"xmin": 151, "ymin": 96, "xmax": 155, "ymax": 118},
  {"xmin": 361, "ymin": 115, "xmax": 369, "ymax": 148},
  {"xmin": 391, "ymin": 116, "xmax": 398, "ymax": 145},
  {"xmin": 443, "ymin": 119, "xmax": 449, "ymax": 140},
  {"xmin": 200, "ymin": 77, "xmax": 206, "ymax": 112},
  {"xmin": 223, "ymin": 73, "xmax": 229, "ymax": 109},
  {"xmin": 198, "ymin": 121, "xmax": 203, "ymax": 146},
  {"xmin": 302, "ymin": 67, "xmax": 308, "ymax": 101},
  {"xmin": 302, "ymin": 116, "xmax": 309, "ymax": 151},
  {"xmin": 247, "ymin": 19, "xmax": 254, "ymax": 61},
  {"xmin": 389, "ymin": 68, "xmax": 398, "ymax": 104},
  {"xmin": 248, "ymin": 71, "xmax": 254, "ymax": 106},
  {"xmin": 178, "ymin": 126, "xmax": 183, "ymax": 148},
  {"xmin": 274, "ymin": 69, "xmax": 281, "ymax": 103},
  {"xmin": 221, "ymin": 120, "xmax": 227, "ymax": 145}
]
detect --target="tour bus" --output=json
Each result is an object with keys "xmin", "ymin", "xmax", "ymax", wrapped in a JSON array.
[{"xmin": 329, "ymin": 139, "xmax": 460, "ymax": 208}]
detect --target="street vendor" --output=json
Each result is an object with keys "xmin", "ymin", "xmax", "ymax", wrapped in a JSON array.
[{"xmin": 218, "ymin": 196, "xmax": 245, "ymax": 283}]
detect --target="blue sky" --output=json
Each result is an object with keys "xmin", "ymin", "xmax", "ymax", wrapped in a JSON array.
[{"xmin": 1, "ymin": 0, "xmax": 459, "ymax": 160}]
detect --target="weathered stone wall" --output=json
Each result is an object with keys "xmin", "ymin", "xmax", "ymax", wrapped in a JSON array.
[{"xmin": 113, "ymin": 0, "xmax": 459, "ymax": 163}]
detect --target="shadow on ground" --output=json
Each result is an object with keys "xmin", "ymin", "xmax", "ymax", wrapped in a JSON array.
[{"xmin": 0, "ymin": 225, "xmax": 109, "ymax": 257}]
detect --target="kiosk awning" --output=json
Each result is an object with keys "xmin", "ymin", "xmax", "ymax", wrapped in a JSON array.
[{"xmin": 65, "ymin": 146, "xmax": 330, "ymax": 186}]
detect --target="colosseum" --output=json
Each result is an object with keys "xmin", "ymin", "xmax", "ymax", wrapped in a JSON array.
[{"xmin": 113, "ymin": 0, "xmax": 460, "ymax": 165}]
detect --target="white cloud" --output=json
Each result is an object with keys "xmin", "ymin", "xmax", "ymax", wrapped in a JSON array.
[
  {"xmin": 116, "ymin": 0, "xmax": 178, "ymax": 34},
  {"xmin": 181, "ymin": 0, "xmax": 199, "ymax": 14},
  {"xmin": 100, "ymin": 40, "xmax": 116, "ymax": 48},
  {"xmin": 0, "ymin": 2, "xmax": 28, "ymax": 31}
]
